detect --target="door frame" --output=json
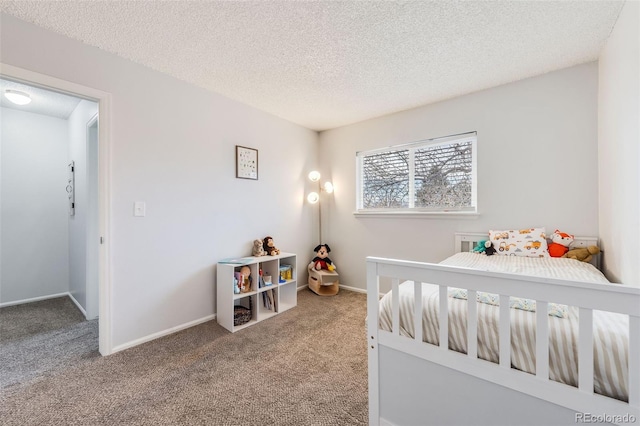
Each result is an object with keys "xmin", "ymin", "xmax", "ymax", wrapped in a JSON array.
[
  {"xmin": 85, "ymin": 113, "xmax": 100, "ymax": 320},
  {"xmin": 0, "ymin": 63, "xmax": 113, "ymax": 355}
]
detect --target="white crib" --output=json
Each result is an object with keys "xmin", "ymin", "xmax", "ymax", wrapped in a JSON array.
[{"xmin": 367, "ymin": 233, "xmax": 640, "ymax": 426}]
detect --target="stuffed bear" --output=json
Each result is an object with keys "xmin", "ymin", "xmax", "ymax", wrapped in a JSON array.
[
  {"xmin": 263, "ymin": 236, "xmax": 280, "ymax": 256},
  {"xmin": 563, "ymin": 245, "xmax": 600, "ymax": 263},
  {"xmin": 252, "ymin": 239, "xmax": 265, "ymax": 257},
  {"xmin": 310, "ymin": 244, "xmax": 336, "ymax": 271},
  {"xmin": 548, "ymin": 229, "xmax": 574, "ymax": 257}
]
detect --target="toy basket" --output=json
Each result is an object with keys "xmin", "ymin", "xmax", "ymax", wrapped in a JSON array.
[{"xmin": 233, "ymin": 297, "xmax": 252, "ymax": 326}]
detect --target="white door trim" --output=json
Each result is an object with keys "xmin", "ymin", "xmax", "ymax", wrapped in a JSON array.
[
  {"xmin": 85, "ymin": 113, "xmax": 100, "ymax": 321},
  {"xmin": 0, "ymin": 63, "xmax": 114, "ymax": 355}
]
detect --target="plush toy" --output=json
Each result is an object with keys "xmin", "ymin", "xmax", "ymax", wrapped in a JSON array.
[
  {"xmin": 484, "ymin": 240, "xmax": 497, "ymax": 256},
  {"xmin": 263, "ymin": 236, "xmax": 281, "ymax": 256},
  {"xmin": 563, "ymin": 245, "xmax": 600, "ymax": 263},
  {"xmin": 473, "ymin": 240, "xmax": 487, "ymax": 253},
  {"xmin": 310, "ymin": 244, "xmax": 336, "ymax": 271},
  {"xmin": 239, "ymin": 265, "xmax": 252, "ymax": 293},
  {"xmin": 548, "ymin": 229, "xmax": 574, "ymax": 257},
  {"xmin": 252, "ymin": 239, "xmax": 265, "ymax": 257}
]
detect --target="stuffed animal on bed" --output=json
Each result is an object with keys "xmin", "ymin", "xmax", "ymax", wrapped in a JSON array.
[
  {"xmin": 263, "ymin": 236, "xmax": 281, "ymax": 256},
  {"xmin": 473, "ymin": 240, "xmax": 488, "ymax": 253},
  {"xmin": 563, "ymin": 245, "xmax": 600, "ymax": 263},
  {"xmin": 310, "ymin": 244, "xmax": 336, "ymax": 271},
  {"xmin": 548, "ymin": 229, "xmax": 574, "ymax": 257},
  {"xmin": 484, "ymin": 241, "xmax": 497, "ymax": 256}
]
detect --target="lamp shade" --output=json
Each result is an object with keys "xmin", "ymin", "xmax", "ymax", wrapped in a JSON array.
[
  {"xmin": 308, "ymin": 171, "xmax": 321, "ymax": 182},
  {"xmin": 323, "ymin": 182, "xmax": 334, "ymax": 193},
  {"xmin": 307, "ymin": 192, "xmax": 320, "ymax": 204}
]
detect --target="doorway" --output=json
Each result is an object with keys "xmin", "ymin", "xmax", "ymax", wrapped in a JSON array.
[{"xmin": 0, "ymin": 63, "xmax": 112, "ymax": 355}]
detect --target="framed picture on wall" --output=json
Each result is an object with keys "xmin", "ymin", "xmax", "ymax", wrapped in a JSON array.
[{"xmin": 236, "ymin": 145, "xmax": 258, "ymax": 180}]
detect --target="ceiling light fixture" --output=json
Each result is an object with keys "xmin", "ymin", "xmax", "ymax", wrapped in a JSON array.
[{"xmin": 4, "ymin": 89, "xmax": 32, "ymax": 105}]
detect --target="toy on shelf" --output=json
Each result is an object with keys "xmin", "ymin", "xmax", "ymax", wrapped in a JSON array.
[
  {"xmin": 238, "ymin": 265, "xmax": 252, "ymax": 293},
  {"xmin": 252, "ymin": 239, "xmax": 265, "ymax": 257},
  {"xmin": 308, "ymin": 243, "xmax": 339, "ymax": 296},
  {"xmin": 548, "ymin": 229, "xmax": 574, "ymax": 257},
  {"xmin": 263, "ymin": 236, "xmax": 281, "ymax": 256},
  {"xmin": 279, "ymin": 265, "xmax": 292, "ymax": 283},
  {"xmin": 263, "ymin": 274, "xmax": 272, "ymax": 286}
]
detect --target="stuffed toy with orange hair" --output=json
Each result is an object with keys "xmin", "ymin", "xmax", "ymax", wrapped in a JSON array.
[{"xmin": 548, "ymin": 229, "xmax": 574, "ymax": 257}]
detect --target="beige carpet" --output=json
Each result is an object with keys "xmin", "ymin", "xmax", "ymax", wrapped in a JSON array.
[{"xmin": 0, "ymin": 289, "xmax": 368, "ymax": 425}]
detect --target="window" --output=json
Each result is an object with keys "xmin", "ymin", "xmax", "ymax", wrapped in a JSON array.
[{"xmin": 356, "ymin": 132, "xmax": 477, "ymax": 213}]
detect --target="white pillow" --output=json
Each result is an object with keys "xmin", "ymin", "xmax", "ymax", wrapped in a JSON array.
[{"xmin": 488, "ymin": 227, "xmax": 549, "ymax": 258}]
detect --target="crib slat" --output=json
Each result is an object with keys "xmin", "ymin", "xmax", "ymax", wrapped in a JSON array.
[
  {"xmin": 467, "ymin": 290, "xmax": 478, "ymax": 359},
  {"xmin": 630, "ymin": 316, "xmax": 640, "ymax": 407},
  {"xmin": 499, "ymin": 294, "xmax": 510, "ymax": 368},
  {"xmin": 439, "ymin": 285, "xmax": 448, "ymax": 350},
  {"xmin": 414, "ymin": 281, "xmax": 423, "ymax": 343},
  {"xmin": 578, "ymin": 307, "xmax": 594, "ymax": 394},
  {"xmin": 392, "ymin": 278, "xmax": 400, "ymax": 336},
  {"xmin": 535, "ymin": 301, "xmax": 549, "ymax": 380}
]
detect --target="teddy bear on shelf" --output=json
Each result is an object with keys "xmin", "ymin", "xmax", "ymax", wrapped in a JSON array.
[
  {"xmin": 548, "ymin": 229, "xmax": 574, "ymax": 257},
  {"xmin": 263, "ymin": 236, "xmax": 281, "ymax": 256},
  {"xmin": 563, "ymin": 245, "xmax": 600, "ymax": 263},
  {"xmin": 309, "ymin": 244, "xmax": 336, "ymax": 271},
  {"xmin": 252, "ymin": 239, "xmax": 265, "ymax": 257}
]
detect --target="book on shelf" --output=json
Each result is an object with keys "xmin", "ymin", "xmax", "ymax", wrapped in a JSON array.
[
  {"xmin": 219, "ymin": 257, "xmax": 254, "ymax": 265},
  {"xmin": 266, "ymin": 289, "xmax": 274, "ymax": 311}
]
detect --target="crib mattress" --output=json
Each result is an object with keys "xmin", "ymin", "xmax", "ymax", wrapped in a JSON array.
[{"xmin": 378, "ymin": 252, "xmax": 629, "ymax": 401}]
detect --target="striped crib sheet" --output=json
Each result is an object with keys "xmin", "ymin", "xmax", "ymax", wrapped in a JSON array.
[{"xmin": 378, "ymin": 252, "xmax": 629, "ymax": 401}]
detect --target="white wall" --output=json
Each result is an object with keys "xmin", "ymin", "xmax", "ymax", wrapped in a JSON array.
[
  {"xmin": 68, "ymin": 100, "xmax": 99, "ymax": 314},
  {"xmin": 0, "ymin": 107, "xmax": 70, "ymax": 303},
  {"xmin": 598, "ymin": 0, "xmax": 639, "ymax": 285},
  {"xmin": 0, "ymin": 13, "xmax": 318, "ymax": 350},
  {"xmin": 319, "ymin": 63, "xmax": 599, "ymax": 290}
]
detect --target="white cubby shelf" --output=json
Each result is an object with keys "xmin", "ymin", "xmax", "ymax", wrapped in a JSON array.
[{"xmin": 216, "ymin": 252, "xmax": 297, "ymax": 332}]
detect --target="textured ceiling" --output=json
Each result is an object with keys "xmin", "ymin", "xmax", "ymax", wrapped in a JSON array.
[
  {"xmin": 0, "ymin": 1, "xmax": 624, "ymax": 131},
  {"xmin": 0, "ymin": 78, "xmax": 82, "ymax": 119}
]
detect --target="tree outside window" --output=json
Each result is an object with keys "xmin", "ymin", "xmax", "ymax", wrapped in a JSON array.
[{"xmin": 357, "ymin": 133, "xmax": 477, "ymax": 212}]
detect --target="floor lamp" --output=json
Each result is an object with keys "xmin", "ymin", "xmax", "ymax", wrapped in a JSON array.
[
  {"xmin": 306, "ymin": 171, "xmax": 339, "ymax": 296},
  {"xmin": 306, "ymin": 170, "xmax": 333, "ymax": 243}
]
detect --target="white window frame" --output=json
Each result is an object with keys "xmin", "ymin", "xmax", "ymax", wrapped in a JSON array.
[{"xmin": 355, "ymin": 132, "xmax": 477, "ymax": 217}]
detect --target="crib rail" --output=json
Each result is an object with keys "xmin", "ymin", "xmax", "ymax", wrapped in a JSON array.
[{"xmin": 367, "ymin": 256, "xmax": 640, "ymax": 425}]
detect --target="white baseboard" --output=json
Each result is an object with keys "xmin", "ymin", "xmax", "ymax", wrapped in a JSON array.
[
  {"xmin": 297, "ymin": 282, "xmax": 366, "ymax": 294},
  {"xmin": 338, "ymin": 284, "xmax": 367, "ymax": 294},
  {"xmin": 111, "ymin": 314, "xmax": 216, "ymax": 354},
  {"xmin": 0, "ymin": 292, "xmax": 69, "ymax": 308},
  {"xmin": 67, "ymin": 292, "xmax": 88, "ymax": 317},
  {"xmin": 380, "ymin": 417, "xmax": 397, "ymax": 426}
]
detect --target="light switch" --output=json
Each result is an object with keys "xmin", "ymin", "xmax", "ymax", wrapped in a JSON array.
[{"xmin": 134, "ymin": 201, "xmax": 146, "ymax": 217}]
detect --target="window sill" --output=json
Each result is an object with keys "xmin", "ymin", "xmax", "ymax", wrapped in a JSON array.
[{"xmin": 353, "ymin": 211, "xmax": 480, "ymax": 219}]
